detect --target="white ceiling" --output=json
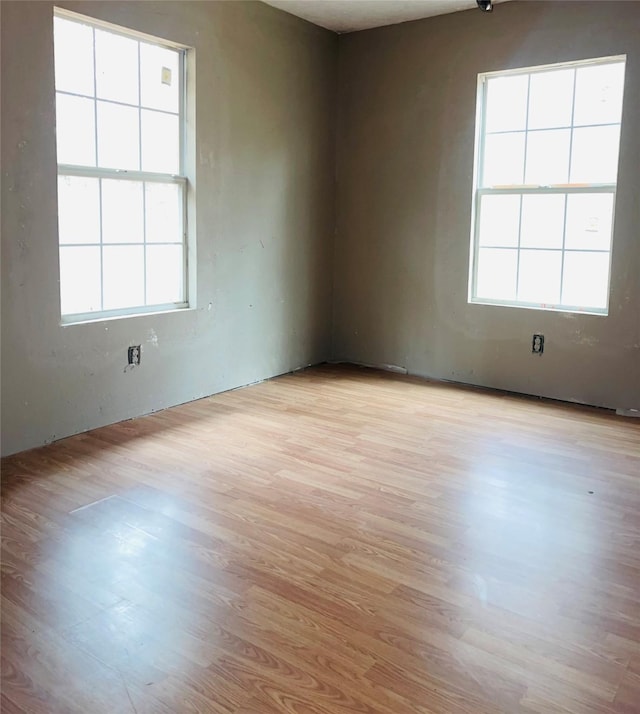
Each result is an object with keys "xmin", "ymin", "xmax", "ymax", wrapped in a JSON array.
[{"xmin": 262, "ymin": 0, "xmax": 509, "ymax": 33}]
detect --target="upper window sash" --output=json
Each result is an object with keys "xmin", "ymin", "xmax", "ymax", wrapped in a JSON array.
[
  {"xmin": 475, "ymin": 56, "xmax": 625, "ymax": 192},
  {"xmin": 53, "ymin": 8, "xmax": 187, "ymax": 177}
]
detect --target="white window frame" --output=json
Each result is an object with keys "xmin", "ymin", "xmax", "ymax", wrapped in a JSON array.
[
  {"xmin": 54, "ymin": 8, "xmax": 191, "ymax": 324},
  {"xmin": 468, "ymin": 55, "xmax": 626, "ymax": 316}
]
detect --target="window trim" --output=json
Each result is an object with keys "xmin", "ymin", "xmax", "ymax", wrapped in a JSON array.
[
  {"xmin": 54, "ymin": 7, "xmax": 191, "ymax": 325},
  {"xmin": 468, "ymin": 55, "xmax": 626, "ymax": 316}
]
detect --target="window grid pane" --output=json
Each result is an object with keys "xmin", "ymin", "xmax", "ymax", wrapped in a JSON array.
[
  {"xmin": 473, "ymin": 56, "xmax": 624, "ymax": 314},
  {"xmin": 474, "ymin": 190, "xmax": 615, "ymax": 311},
  {"xmin": 58, "ymin": 176, "xmax": 184, "ymax": 314},
  {"xmin": 54, "ymin": 10, "xmax": 187, "ymax": 319}
]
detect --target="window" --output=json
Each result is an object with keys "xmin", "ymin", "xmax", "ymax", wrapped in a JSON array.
[
  {"xmin": 54, "ymin": 9, "xmax": 190, "ymax": 322},
  {"xmin": 469, "ymin": 56, "xmax": 626, "ymax": 314}
]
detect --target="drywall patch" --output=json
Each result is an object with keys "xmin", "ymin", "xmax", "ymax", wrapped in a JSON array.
[{"xmin": 147, "ymin": 328, "xmax": 159, "ymax": 348}]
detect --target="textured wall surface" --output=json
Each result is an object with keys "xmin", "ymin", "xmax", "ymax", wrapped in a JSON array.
[
  {"xmin": 1, "ymin": 1, "xmax": 337, "ymax": 455},
  {"xmin": 334, "ymin": 1, "xmax": 640, "ymax": 410},
  {"xmin": 3, "ymin": 1, "xmax": 639, "ymax": 457}
]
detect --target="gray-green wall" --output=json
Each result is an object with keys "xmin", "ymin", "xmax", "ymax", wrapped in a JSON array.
[
  {"xmin": 2, "ymin": 1, "xmax": 639, "ymax": 456},
  {"xmin": 1, "ymin": 1, "xmax": 336, "ymax": 456},
  {"xmin": 334, "ymin": 1, "xmax": 640, "ymax": 410}
]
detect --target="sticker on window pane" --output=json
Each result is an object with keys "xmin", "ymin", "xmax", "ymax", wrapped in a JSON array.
[
  {"xmin": 102, "ymin": 245, "xmax": 145, "ymax": 310},
  {"xmin": 517, "ymin": 249, "xmax": 562, "ymax": 305},
  {"xmin": 570, "ymin": 125, "xmax": 621, "ymax": 184},
  {"xmin": 573, "ymin": 62, "xmax": 625, "ymax": 127},
  {"xmin": 561, "ymin": 251, "xmax": 610, "ymax": 309},
  {"xmin": 59, "ymin": 246, "xmax": 101, "ymax": 315},
  {"xmin": 482, "ymin": 133, "xmax": 525, "ymax": 187},
  {"xmin": 146, "ymin": 244, "xmax": 183, "ymax": 305},
  {"xmin": 54, "ymin": 17, "xmax": 94, "ymax": 96},
  {"xmin": 95, "ymin": 29, "xmax": 139, "ymax": 105},
  {"xmin": 520, "ymin": 194, "xmax": 565, "ymax": 249},
  {"xmin": 485, "ymin": 75, "xmax": 528, "ymax": 133},
  {"xmin": 97, "ymin": 101, "xmax": 140, "ymax": 170},
  {"xmin": 565, "ymin": 194, "xmax": 614, "ymax": 251},
  {"xmin": 478, "ymin": 195, "xmax": 520, "ymax": 247},
  {"xmin": 140, "ymin": 43, "xmax": 180, "ymax": 113},
  {"xmin": 527, "ymin": 69, "xmax": 574, "ymax": 130},
  {"xmin": 141, "ymin": 110, "xmax": 180, "ymax": 173},
  {"xmin": 102, "ymin": 180, "xmax": 144, "ymax": 244},
  {"xmin": 58, "ymin": 176, "xmax": 100, "ymax": 245},
  {"xmin": 56, "ymin": 94, "xmax": 96, "ymax": 166},
  {"xmin": 475, "ymin": 248, "xmax": 518, "ymax": 301},
  {"xmin": 145, "ymin": 183, "xmax": 182, "ymax": 243},
  {"xmin": 524, "ymin": 129, "xmax": 571, "ymax": 186}
]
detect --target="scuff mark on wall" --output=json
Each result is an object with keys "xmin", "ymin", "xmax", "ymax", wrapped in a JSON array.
[
  {"xmin": 570, "ymin": 328, "xmax": 599, "ymax": 347},
  {"xmin": 198, "ymin": 148, "xmax": 215, "ymax": 167},
  {"xmin": 616, "ymin": 408, "xmax": 640, "ymax": 417},
  {"xmin": 147, "ymin": 328, "xmax": 159, "ymax": 347},
  {"xmin": 576, "ymin": 335, "xmax": 599, "ymax": 346}
]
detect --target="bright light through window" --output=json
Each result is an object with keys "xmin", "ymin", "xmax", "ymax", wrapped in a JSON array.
[
  {"xmin": 470, "ymin": 56, "xmax": 626, "ymax": 314},
  {"xmin": 54, "ymin": 10, "xmax": 188, "ymax": 321}
]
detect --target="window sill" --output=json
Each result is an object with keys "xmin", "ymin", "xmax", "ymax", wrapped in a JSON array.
[
  {"xmin": 468, "ymin": 298, "xmax": 608, "ymax": 317},
  {"xmin": 61, "ymin": 304, "xmax": 194, "ymax": 327}
]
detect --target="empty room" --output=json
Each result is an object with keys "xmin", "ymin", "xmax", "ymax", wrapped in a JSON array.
[{"xmin": 1, "ymin": 0, "xmax": 639, "ymax": 712}]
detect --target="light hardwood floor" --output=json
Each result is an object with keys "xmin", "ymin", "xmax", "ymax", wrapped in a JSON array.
[{"xmin": 1, "ymin": 364, "xmax": 639, "ymax": 713}]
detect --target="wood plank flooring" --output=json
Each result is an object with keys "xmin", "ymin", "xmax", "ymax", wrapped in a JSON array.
[{"xmin": 1, "ymin": 364, "xmax": 639, "ymax": 713}]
